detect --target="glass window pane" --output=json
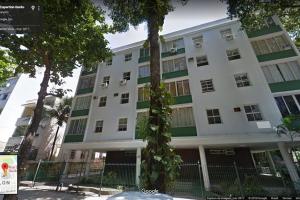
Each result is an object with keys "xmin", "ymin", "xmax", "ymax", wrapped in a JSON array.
[
  {"xmin": 283, "ymin": 95, "xmax": 300, "ymax": 114},
  {"xmin": 275, "ymin": 96, "xmax": 290, "ymax": 117}
]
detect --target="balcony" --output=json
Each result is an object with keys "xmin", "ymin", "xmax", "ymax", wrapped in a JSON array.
[
  {"xmin": 161, "ymin": 48, "xmax": 185, "ymax": 58},
  {"xmin": 135, "ymin": 126, "xmax": 197, "ymax": 139},
  {"xmin": 269, "ymin": 80, "xmax": 300, "ymax": 93},
  {"xmin": 76, "ymin": 87, "xmax": 93, "ymax": 95},
  {"xmin": 162, "ymin": 69, "xmax": 188, "ymax": 80},
  {"xmin": 137, "ymin": 76, "xmax": 150, "ymax": 84},
  {"xmin": 256, "ymin": 49, "xmax": 297, "ymax": 62},
  {"xmin": 138, "ymin": 56, "xmax": 150, "ymax": 63},
  {"xmin": 81, "ymin": 68, "xmax": 97, "ymax": 76},
  {"xmin": 16, "ymin": 116, "xmax": 32, "ymax": 126},
  {"xmin": 64, "ymin": 134, "xmax": 84, "ymax": 143},
  {"xmin": 247, "ymin": 24, "xmax": 282, "ymax": 38},
  {"xmin": 136, "ymin": 95, "xmax": 192, "ymax": 109},
  {"xmin": 71, "ymin": 109, "xmax": 89, "ymax": 117}
]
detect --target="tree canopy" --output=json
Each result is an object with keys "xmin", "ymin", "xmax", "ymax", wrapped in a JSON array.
[
  {"xmin": 0, "ymin": 0, "xmax": 112, "ymax": 86},
  {"xmin": 223, "ymin": 0, "xmax": 300, "ymax": 46},
  {"xmin": 0, "ymin": 50, "xmax": 16, "ymax": 84}
]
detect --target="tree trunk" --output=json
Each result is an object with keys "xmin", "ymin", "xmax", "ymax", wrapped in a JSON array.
[
  {"xmin": 3, "ymin": 54, "xmax": 51, "ymax": 200},
  {"xmin": 49, "ymin": 126, "xmax": 60, "ymax": 161},
  {"xmin": 144, "ymin": 0, "xmax": 166, "ymax": 193}
]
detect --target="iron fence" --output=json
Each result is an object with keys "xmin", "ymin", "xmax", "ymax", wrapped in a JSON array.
[{"xmin": 22, "ymin": 160, "xmax": 296, "ymax": 199}]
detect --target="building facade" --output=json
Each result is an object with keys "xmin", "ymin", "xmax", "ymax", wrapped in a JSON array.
[
  {"xmin": 0, "ymin": 72, "xmax": 44, "ymax": 151},
  {"xmin": 60, "ymin": 16, "xmax": 300, "ymax": 190},
  {"xmin": 5, "ymin": 96, "xmax": 66, "ymax": 161}
]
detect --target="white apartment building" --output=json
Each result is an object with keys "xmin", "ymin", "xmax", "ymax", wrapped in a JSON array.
[
  {"xmin": 59, "ymin": 16, "xmax": 300, "ymax": 190},
  {"xmin": 5, "ymin": 96, "xmax": 66, "ymax": 161},
  {"xmin": 0, "ymin": 72, "xmax": 43, "ymax": 151}
]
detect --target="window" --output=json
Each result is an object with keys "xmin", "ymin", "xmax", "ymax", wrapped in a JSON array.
[
  {"xmin": 251, "ymin": 34, "xmax": 291, "ymax": 56},
  {"xmin": 220, "ymin": 28, "xmax": 233, "ymax": 41},
  {"xmin": 234, "ymin": 73, "xmax": 250, "ymax": 87},
  {"xmin": 206, "ymin": 109, "xmax": 222, "ymax": 124},
  {"xmin": 106, "ymin": 58, "xmax": 112, "ymax": 66},
  {"xmin": 99, "ymin": 96, "xmax": 107, "ymax": 107},
  {"xmin": 74, "ymin": 96, "xmax": 92, "ymax": 111},
  {"xmin": 103, "ymin": 76, "xmax": 110, "ymax": 84},
  {"xmin": 171, "ymin": 107, "xmax": 195, "ymax": 127},
  {"xmin": 162, "ymin": 57, "xmax": 187, "ymax": 73},
  {"xmin": 95, "ymin": 120, "xmax": 103, "ymax": 133},
  {"xmin": 67, "ymin": 118, "xmax": 87, "ymax": 135},
  {"xmin": 165, "ymin": 79, "xmax": 190, "ymax": 97},
  {"xmin": 123, "ymin": 72, "xmax": 131, "ymax": 80},
  {"xmin": 125, "ymin": 53, "xmax": 132, "ymax": 61},
  {"xmin": 244, "ymin": 105, "xmax": 263, "ymax": 121},
  {"xmin": 275, "ymin": 95, "xmax": 300, "ymax": 117},
  {"xmin": 261, "ymin": 61, "xmax": 300, "ymax": 83},
  {"xmin": 192, "ymin": 36, "xmax": 203, "ymax": 48},
  {"xmin": 70, "ymin": 150, "xmax": 76, "ymax": 159},
  {"xmin": 138, "ymin": 87, "xmax": 150, "ymax": 101},
  {"xmin": 200, "ymin": 79, "xmax": 214, "ymax": 93},
  {"xmin": 226, "ymin": 49, "xmax": 241, "ymax": 60},
  {"xmin": 78, "ymin": 76, "xmax": 95, "ymax": 90},
  {"xmin": 118, "ymin": 118, "xmax": 128, "ymax": 131},
  {"xmin": 196, "ymin": 55, "xmax": 208, "ymax": 67},
  {"xmin": 121, "ymin": 93, "xmax": 129, "ymax": 104},
  {"xmin": 140, "ymin": 48, "xmax": 150, "ymax": 58},
  {"xmin": 162, "ymin": 38, "xmax": 184, "ymax": 52},
  {"xmin": 138, "ymin": 65, "xmax": 150, "ymax": 78}
]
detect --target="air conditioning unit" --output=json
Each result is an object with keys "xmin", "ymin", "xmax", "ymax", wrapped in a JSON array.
[
  {"xmin": 120, "ymin": 79, "xmax": 127, "ymax": 86},
  {"xmin": 170, "ymin": 47, "xmax": 177, "ymax": 53},
  {"xmin": 224, "ymin": 33, "xmax": 234, "ymax": 41},
  {"xmin": 194, "ymin": 42, "xmax": 202, "ymax": 48},
  {"xmin": 101, "ymin": 82, "xmax": 108, "ymax": 88}
]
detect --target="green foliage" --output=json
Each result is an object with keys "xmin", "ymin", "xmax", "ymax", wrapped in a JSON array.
[
  {"xmin": 103, "ymin": 0, "xmax": 174, "ymax": 32},
  {"xmin": 44, "ymin": 97, "xmax": 73, "ymax": 126},
  {"xmin": 139, "ymin": 83, "xmax": 182, "ymax": 191},
  {"xmin": 282, "ymin": 114, "xmax": 300, "ymax": 132},
  {"xmin": 223, "ymin": 0, "xmax": 300, "ymax": 42},
  {"xmin": 0, "ymin": 50, "xmax": 16, "ymax": 84},
  {"xmin": 0, "ymin": 0, "xmax": 112, "ymax": 84},
  {"xmin": 220, "ymin": 176, "xmax": 267, "ymax": 196}
]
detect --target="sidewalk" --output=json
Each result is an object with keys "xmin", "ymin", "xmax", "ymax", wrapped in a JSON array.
[
  {"xmin": 1, "ymin": 185, "xmax": 113, "ymax": 200},
  {"xmin": 1, "ymin": 185, "xmax": 198, "ymax": 200}
]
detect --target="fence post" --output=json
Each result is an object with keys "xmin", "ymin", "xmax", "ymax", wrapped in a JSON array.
[
  {"xmin": 32, "ymin": 159, "xmax": 42, "ymax": 188},
  {"xmin": 233, "ymin": 161, "xmax": 244, "ymax": 197},
  {"xmin": 98, "ymin": 158, "xmax": 106, "ymax": 196},
  {"xmin": 197, "ymin": 161, "xmax": 204, "ymax": 197}
]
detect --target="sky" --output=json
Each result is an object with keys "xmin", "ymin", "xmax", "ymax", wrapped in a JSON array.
[{"xmin": 63, "ymin": 0, "xmax": 228, "ymax": 94}]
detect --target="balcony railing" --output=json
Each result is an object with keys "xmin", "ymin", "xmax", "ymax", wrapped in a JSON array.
[{"xmin": 16, "ymin": 116, "xmax": 32, "ymax": 126}]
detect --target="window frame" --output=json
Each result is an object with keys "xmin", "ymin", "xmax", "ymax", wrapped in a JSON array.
[
  {"xmin": 120, "ymin": 93, "xmax": 130, "ymax": 104},
  {"xmin": 196, "ymin": 55, "xmax": 209, "ymax": 67},
  {"xmin": 95, "ymin": 120, "xmax": 104, "ymax": 133},
  {"xmin": 118, "ymin": 118, "xmax": 128, "ymax": 131},
  {"xmin": 243, "ymin": 104, "xmax": 263, "ymax": 121},
  {"xmin": 200, "ymin": 79, "xmax": 215, "ymax": 93},
  {"xmin": 226, "ymin": 48, "xmax": 241, "ymax": 61},
  {"xmin": 234, "ymin": 73, "xmax": 251, "ymax": 87},
  {"xmin": 99, "ymin": 96, "xmax": 107, "ymax": 107},
  {"xmin": 206, "ymin": 108, "xmax": 222, "ymax": 124},
  {"xmin": 123, "ymin": 72, "xmax": 131, "ymax": 80},
  {"xmin": 125, "ymin": 53, "xmax": 132, "ymax": 62}
]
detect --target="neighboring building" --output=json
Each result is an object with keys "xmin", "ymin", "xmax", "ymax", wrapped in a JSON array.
[
  {"xmin": 0, "ymin": 73, "xmax": 44, "ymax": 151},
  {"xmin": 5, "ymin": 96, "xmax": 66, "ymax": 161},
  {"xmin": 59, "ymin": 16, "xmax": 300, "ymax": 190}
]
